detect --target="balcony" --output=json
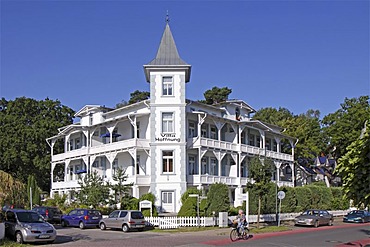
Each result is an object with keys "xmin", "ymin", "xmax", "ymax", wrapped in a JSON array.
[
  {"xmin": 187, "ymin": 174, "xmax": 251, "ymax": 186},
  {"xmin": 52, "ymin": 139, "xmax": 150, "ymax": 162},
  {"xmin": 266, "ymin": 150, "xmax": 294, "ymax": 162},
  {"xmin": 52, "ymin": 180, "xmax": 79, "ymax": 190}
]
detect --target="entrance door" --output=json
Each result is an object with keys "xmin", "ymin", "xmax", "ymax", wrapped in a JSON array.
[{"xmin": 161, "ymin": 191, "xmax": 174, "ymax": 212}]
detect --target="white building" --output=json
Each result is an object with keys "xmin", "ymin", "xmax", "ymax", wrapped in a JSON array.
[{"xmin": 47, "ymin": 21, "xmax": 297, "ymax": 213}]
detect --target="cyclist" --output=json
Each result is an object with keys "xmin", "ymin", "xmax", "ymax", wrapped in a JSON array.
[{"xmin": 235, "ymin": 209, "xmax": 247, "ymax": 236}]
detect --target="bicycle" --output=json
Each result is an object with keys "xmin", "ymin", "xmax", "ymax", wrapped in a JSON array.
[{"xmin": 230, "ymin": 223, "xmax": 249, "ymax": 242}]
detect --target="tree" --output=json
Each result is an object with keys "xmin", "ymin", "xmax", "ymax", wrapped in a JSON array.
[
  {"xmin": 111, "ymin": 168, "xmax": 133, "ymax": 205},
  {"xmin": 0, "ymin": 170, "xmax": 27, "ymax": 207},
  {"xmin": 247, "ymin": 157, "xmax": 274, "ymax": 228},
  {"xmin": 78, "ymin": 171, "xmax": 110, "ymax": 208},
  {"xmin": 27, "ymin": 175, "xmax": 41, "ymax": 207},
  {"xmin": 322, "ymin": 96, "xmax": 370, "ymax": 159},
  {"xmin": 128, "ymin": 90, "xmax": 150, "ymax": 105},
  {"xmin": 336, "ymin": 121, "xmax": 370, "ymax": 208},
  {"xmin": 178, "ymin": 188, "xmax": 201, "ymax": 217},
  {"xmin": 253, "ymin": 107, "xmax": 293, "ymax": 126},
  {"xmin": 202, "ymin": 86, "xmax": 232, "ymax": 105},
  {"xmin": 205, "ymin": 183, "xmax": 230, "ymax": 216},
  {"xmin": 0, "ymin": 97, "xmax": 74, "ymax": 191}
]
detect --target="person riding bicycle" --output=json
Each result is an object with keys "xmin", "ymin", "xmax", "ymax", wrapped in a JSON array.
[{"xmin": 235, "ymin": 209, "xmax": 247, "ymax": 235}]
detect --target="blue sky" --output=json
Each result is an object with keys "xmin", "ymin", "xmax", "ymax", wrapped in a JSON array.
[{"xmin": 1, "ymin": 0, "xmax": 369, "ymax": 118}]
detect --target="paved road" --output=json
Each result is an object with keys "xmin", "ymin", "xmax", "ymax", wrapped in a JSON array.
[{"xmin": 24, "ymin": 222, "xmax": 370, "ymax": 246}]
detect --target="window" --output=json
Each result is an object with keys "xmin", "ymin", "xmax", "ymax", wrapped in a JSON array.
[
  {"xmin": 162, "ymin": 151, "xmax": 174, "ymax": 173},
  {"xmin": 210, "ymin": 126, "xmax": 217, "ymax": 140},
  {"xmin": 136, "ymin": 155, "xmax": 140, "ymax": 175},
  {"xmin": 210, "ymin": 158, "xmax": 217, "ymax": 175},
  {"xmin": 201, "ymin": 124, "xmax": 208, "ymax": 138},
  {"xmin": 188, "ymin": 122, "xmax": 196, "ymax": 138},
  {"xmin": 75, "ymin": 138, "xmax": 81, "ymax": 149},
  {"xmin": 201, "ymin": 157, "xmax": 208, "ymax": 175},
  {"xmin": 249, "ymin": 134, "xmax": 255, "ymax": 146},
  {"xmin": 136, "ymin": 122, "xmax": 140, "ymax": 138},
  {"xmin": 89, "ymin": 114, "xmax": 93, "ymax": 125},
  {"xmin": 162, "ymin": 191, "xmax": 173, "ymax": 203},
  {"xmin": 162, "ymin": 113, "xmax": 174, "ymax": 133},
  {"xmin": 188, "ymin": 156, "xmax": 196, "ymax": 175},
  {"xmin": 162, "ymin": 76, "xmax": 173, "ymax": 96}
]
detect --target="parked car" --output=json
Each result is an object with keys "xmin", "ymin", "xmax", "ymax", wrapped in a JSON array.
[
  {"xmin": 294, "ymin": 209, "xmax": 334, "ymax": 227},
  {"xmin": 4, "ymin": 209, "xmax": 56, "ymax": 244},
  {"xmin": 32, "ymin": 206, "xmax": 63, "ymax": 224},
  {"xmin": 61, "ymin": 208, "xmax": 102, "ymax": 229},
  {"xmin": 2, "ymin": 204, "xmax": 24, "ymax": 211},
  {"xmin": 99, "ymin": 210, "xmax": 146, "ymax": 232},
  {"xmin": 343, "ymin": 210, "xmax": 370, "ymax": 223},
  {"xmin": 0, "ymin": 211, "xmax": 5, "ymax": 242}
]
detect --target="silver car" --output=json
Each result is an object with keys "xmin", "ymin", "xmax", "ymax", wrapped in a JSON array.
[
  {"xmin": 294, "ymin": 209, "xmax": 334, "ymax": 227},
  {"xmin": 4, "ymin": 209, "xmax": 56, "ymax": 244},
  {"xmin": 99, "ymin": 210, "xmax": 146, "ymax": 232}
]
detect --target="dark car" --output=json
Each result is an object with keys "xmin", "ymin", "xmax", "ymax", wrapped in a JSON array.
[
  {"xmin": 343, "ymin": 210, "xmax": 370, "ymax": 223},
  {"xmin": 61, "ymin": 208, "xmax": 102, "ymax": 229},
  {"xmin": 4, "ymin": 209, "xmax": 56, "ymax": 244},
  {"xmin": 294, "ymin": 209, "xmax": 334, "ymax": 227},
  {"xmin": 99, "ymin": 210, "xmax": 146, "ymax": 232},
  {"xmin": 32, "ymin": 206, "xmax": 63, "ymax": 224}
]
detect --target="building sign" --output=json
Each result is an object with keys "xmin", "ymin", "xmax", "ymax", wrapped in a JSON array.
[{"xmin": 156, "ymin": 133, "xmax": 180, "ymax": 142}]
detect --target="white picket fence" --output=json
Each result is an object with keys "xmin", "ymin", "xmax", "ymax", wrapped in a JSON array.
[
  {"xmin": 145, "ymin": 210, "xmax": 349, "ymax": 229},
  {"xmin": 145, "ymin": 216, "xmax": 216, "ymax": 229}
]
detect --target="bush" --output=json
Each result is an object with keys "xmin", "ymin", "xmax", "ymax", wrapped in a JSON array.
[
  {"xmin": 295, "ymin": 186, "xmax": 312, "ymax": 212},
  {"xmin": 331, "ymin": 187, "xmax": 350, "ymax": 210},
  {"xmin": 177, "ymin": 197, "xmax": 197, "ymax": 217},
  {"xmin": 280, "ymin": 186, "xmax": 296, "ymax": 213},
  {"xmin": 139, "ymin": 193, "xmax": 158, "ymax": 217},
  {"xmin": 205, "ymin": 183, "xmax": 230, "ymax": 216}
]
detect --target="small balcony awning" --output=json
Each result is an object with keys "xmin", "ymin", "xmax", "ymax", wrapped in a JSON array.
[
  {"xmin": 100, "ymin": 133, "xmax": 121, "ymax": 138},
  {"xmin": 75, "ymin": 169, "xmax": 87, "ymax": 174}
]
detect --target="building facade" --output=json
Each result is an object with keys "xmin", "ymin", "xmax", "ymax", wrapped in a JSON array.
[{"xmin": 47, "ymin": 21, "xmax": 297, "ymax": 213}]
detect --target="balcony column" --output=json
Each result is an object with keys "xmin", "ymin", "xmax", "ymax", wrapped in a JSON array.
[
  {"xmin": 290, "ymin": 163, "xmax": 295, "ymax": 187},
  {"xmin": 65, "ymin": 134, "xmax": 71, "ymax": 152},
  {"xmin": 258, "ymin": 130, "xmax": 265, "ymax": 150},
  {"xmin": 274, "ymin": 137, "xmax": 281, "ymax": 153},
  {"xmin": 212, "ymin": 120, "xmax": 225, "ymax": 141},
  {"xmin": 107, "ymin": 126, "xmax": 115, "ymax": 144},
  {"xmin": 128, "ymin": 115, "xmax": 137, "ymax": 138},
  {"xmin": 51, "ymin": 163, "xmax": 55, "ymax": 184},
  {"xmin": 275, "ymin": 161, "xmax": 281, "ymax": 186},
  {"xmin": 197, "ymin": 113, "xmax": 207, "ymax": 138},
  {"xmin": 65, "ymin": 160, "xmax": 71, "ymax": 182}
]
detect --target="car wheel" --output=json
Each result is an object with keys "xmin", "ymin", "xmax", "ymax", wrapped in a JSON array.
[
  {"xmin": 61, "ymin": 220, "xmax": 67, "ymax": 227},
  {"xmin": 15, "ymin": 232, "xmax": 24, "ymax": 244},
  {"xmin": 100, "ymin": 222, "xmax": 106, "ymax": 230},
  {"xmin": 122, "ymin": 224, "xmax": 129, "ymax": 232},
  {"xmin": 328, "ymin": 219, "xmax": 333, "ymax": 226},
  {"xmin": 79, "ymin": 221, "xmax": 85, "ymax": 229},
  {"xmin": 314, "ymin": 221, "xmax": 319, "ymax": 228}
]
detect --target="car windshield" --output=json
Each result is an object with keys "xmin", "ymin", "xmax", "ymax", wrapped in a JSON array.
[
  {"xmin": 17, "ymin": 212, "xmax": 45, "ymax": 223},
  {"xmin": 349, "ymin": 210, "xmax": 364, "ymax": 215},
  {"xmin": 302, "ymin": 210, "xmax": 319, "ymax": 216}
]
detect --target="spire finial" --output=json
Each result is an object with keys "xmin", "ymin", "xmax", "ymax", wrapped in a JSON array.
[{"xmin": 166, "ymin": 10, "xmax": 170, "ymax": 24}]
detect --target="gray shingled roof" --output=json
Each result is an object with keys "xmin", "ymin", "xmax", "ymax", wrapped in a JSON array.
[
  {"xmin": 144, "ymin": 22, "xmax": 191, "ymax": 82},
  {"xmin": 146, "ymin": 23, "xmax": 189, "ymax": 66}
]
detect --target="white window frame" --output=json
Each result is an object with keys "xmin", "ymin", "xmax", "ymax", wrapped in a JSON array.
[
  {"xmin": 162, "ymin": 150, "xmax": 174, "ymax": 173},
  {"xmin": 162, "ymin": 76, "xmax": 173, "ymax": 96},
  {"xmin": 162, "ymin": 112, "xmax": 174, "ymax": 133}
]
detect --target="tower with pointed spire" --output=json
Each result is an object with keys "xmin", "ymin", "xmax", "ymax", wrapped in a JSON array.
[{"xmin": 144, "ymin": 20, "xmax": 191, "ymax": 212}]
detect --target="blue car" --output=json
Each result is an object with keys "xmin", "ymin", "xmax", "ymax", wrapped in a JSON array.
[
  {"xmin": 343, "ymin": 210, "xmax": 370, "ymax": 223},
  {"xmin": 61, "ymin": 209, "xmax": 102, "ymax": 229}
]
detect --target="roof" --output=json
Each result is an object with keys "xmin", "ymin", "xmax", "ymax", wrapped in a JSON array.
[
  {"xmin": 74, "ymin": 105, "xmax": 113, "ymax": 118},
  {"xmin": 216, "ymin": 99, "xmax": 256, "ymax": 113},
  {"xmin": 144, "ymin": 22, "xmax": 191, "ymax": 82}
]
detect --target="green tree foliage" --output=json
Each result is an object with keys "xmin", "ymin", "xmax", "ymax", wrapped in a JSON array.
[
  {"xmin": 177, "ymin": 197, "xmax": 197, "ymax": 217},
  {"xmin": 253, "ymin": 107, "xmax": 293, "ymax": 126},
  {"xmin": 27, "ymin": 175, "xmax": 40, "ymax": 206},
  {"xmin": 337, "ymin": 120, "xmax": 370, "ymax": 208},
  {"xmin": 201, "ymin": 86, "xmax": 232, "ymax": 105},
  {"xmin": 77, "ymin": 171, "xmax": 110, "ymax": 208},
  {"xmin": 205, "ymin": 183, "xmax": 230, "ymax": 216},
  {"xmin": 128, "ymin": 90, "xmax": 150, "ymax": 105},
  {"xmin": 181, "ymin": 188, "xmax": 201, "ymax": 204},
  {"xmin": 0, "ymin": 97, "xmax": 74, "ymax": 191},
  {"xmin": 254, "ymin": 107, "xmax": 324, "ymax": 160},
  {"xmin": 43, "ymin": 194, "xmax": 68, "ymax": 211},
  {"xmin": 322, "ymin": 96, "xmax": 370, "ymax": 159},
  {"xmin": 247, "ymin": 157, "xmax": 274, "ymax": 228},
  {"xmin": 0, "ymin": 170, "xmax": 27, "ymax": 207},
  {"xmin": 111, "ymin": 168, "xmax": 133, "ymax": 205}
]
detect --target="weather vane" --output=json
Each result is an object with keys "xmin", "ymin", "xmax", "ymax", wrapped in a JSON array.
[{"xmin": 166, "ymin": 10, "xmax": 170, "ymax": 23}]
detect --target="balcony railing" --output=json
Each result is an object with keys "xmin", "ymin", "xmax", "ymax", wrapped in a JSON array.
[
  {"xmin": 187, "ymin": 174, "xmax": 250, "ymax": 186},
  {"xmin": 52, "ymin": 139, "xmax": 150, "ymax": 162},
  {"xmin": 189, "ymin": 137, "xmax": 293, "ymax": 162}
]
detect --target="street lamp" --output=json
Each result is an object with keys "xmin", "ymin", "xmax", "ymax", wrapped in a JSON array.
[{"xmin": 189, "ymin": 194, "xmax": 207, "ymax": 228}]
